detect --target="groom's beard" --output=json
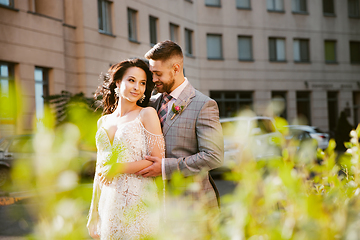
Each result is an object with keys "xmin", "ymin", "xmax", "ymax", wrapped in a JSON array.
[{"xmin": 156, "ymin": 73, "xmax": 175, "ymax": 94}]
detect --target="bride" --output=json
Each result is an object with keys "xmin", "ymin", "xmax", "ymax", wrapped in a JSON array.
[{"xmin": 87, "ymin": 59, "xmax": 164, "ymax": 239}]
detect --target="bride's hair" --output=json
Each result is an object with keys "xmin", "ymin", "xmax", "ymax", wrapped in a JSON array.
[{"xmin": 94, "ymin": 58, "xmax": 154, "ymax": 115}]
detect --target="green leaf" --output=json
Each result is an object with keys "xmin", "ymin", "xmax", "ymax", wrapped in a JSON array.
[{"xmin": 344, "ymin": 142, "xmax": 352, "ymax": 149}]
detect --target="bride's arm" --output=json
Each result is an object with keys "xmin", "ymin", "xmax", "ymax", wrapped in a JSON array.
[
  {"xmin": 101, "ymin": 108, "xmax": 163, "ymax": 178},
  {"xmin": 87, "ymin": 167, "xmax": 101, "ymax": 238},
  {"xmin": 116, "ymin": 107, "xmax": 164, "ymax": 174},
  {"xmin": 107, "ymin": 161, "xmax": 153, "ymax": 175}
]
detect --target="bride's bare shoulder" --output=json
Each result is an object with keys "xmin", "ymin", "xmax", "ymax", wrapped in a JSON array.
[
  {"xmin": 139, "ymin": 107, "xmax": 162, "ymax": 134},
  {"xmin": 140, "ymin": 106, "xmax": 157, "ymax": 115},
  {"xmin": 97, "ymin": 115, "xmax": 107, "ymax": 129}
]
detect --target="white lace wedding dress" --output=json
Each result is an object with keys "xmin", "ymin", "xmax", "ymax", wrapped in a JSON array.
[{"xmin": 88, "ymin": 116, "xmax": 165, "ymax": 240}]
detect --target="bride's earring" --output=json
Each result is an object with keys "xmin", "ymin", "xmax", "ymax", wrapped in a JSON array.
[
  {"xmin": 114, "ymin": 87, "xmax": 120, "ymax": 98},
  {"xmin": 139, "ymin": 94, "xmax": 145, "ymax": 103}
]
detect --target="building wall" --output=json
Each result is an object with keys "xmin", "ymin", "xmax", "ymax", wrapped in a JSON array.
[{"xmin": 0, "ymin": 0, "xmax": 359, "ymax": 137}]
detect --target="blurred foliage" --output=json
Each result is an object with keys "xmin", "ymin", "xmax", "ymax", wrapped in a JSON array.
[
  {"xmin": 5, "ymin": 97, "xmax": 360, "ymax": 239},
  {"xmin": 44, "ymin": 91, "xmax": 102, "ymax": 149}
]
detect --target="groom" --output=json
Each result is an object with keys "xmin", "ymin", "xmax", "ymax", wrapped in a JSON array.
[{"xmin": 137, "ymin": 40, "xmax": 224, "ymax": 208}]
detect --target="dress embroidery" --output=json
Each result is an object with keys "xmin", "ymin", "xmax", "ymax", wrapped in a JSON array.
[{"xmin": 88, "ymin": 117, "xmax": 165, "ymax": 240}]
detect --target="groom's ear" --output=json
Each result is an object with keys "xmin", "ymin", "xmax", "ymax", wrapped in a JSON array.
[{"xmin": 173, "ymin": 63, "xmax": 181, "ymax": 75}]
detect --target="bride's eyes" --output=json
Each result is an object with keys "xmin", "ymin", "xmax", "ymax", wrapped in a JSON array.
[{"xmin": 128, "ymin": 78, "xmax": 146, "ymax": 86}]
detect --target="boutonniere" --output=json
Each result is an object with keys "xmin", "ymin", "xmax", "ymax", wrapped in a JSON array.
[{"xmin": 171, "ymin": 99, "xmax": 190, "ymax": 120}]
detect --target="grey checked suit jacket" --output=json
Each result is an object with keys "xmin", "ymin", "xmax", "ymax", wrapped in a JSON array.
[{"xmin": 151, "ymin": 82, "xmax": 224, "ymax": 208}]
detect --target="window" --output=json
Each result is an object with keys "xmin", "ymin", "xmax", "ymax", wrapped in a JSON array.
[
  {"xmin": 269, "ymin": 38, "xmax": 286, "ymax": 61},
  {"xmin": 236, "ymin": 0, "xmax": 251, "ymax": 9},
  {"xmin": 97, "ymin": 0, "xmax": 112, "ymax": 34},
  {"xmin": 210, "ymin": 91, "xmax": 253, "ymax": 117},
  {"xmin": 350, "ymin": 41, "xmax": 360, "ymax": 64},
  {"xmin": 324, "ymin": 40, "xmax": 337, "ymax": 63},
  {"xmin": 327, "ymin": 91, "xmax": 338, "ymax": 132},
  {"xmin": 34, "ymin": 67, "xmax": 49, "ymax": 120},
  {"xmin": 272, "ymin": 91, "xmax": 287, "ymax": 119},
  {"xmin": 127, "ymin": 8, "xmax": 138, "ymax": 42},
  {"xmin": 149, "ymin": 16, "xmax": 158, "ymax": 46},
  {"xmin": 205, "ymin": 0, "xmax": 221, "ymax": 7},
  {"xmin": 353, "ymin": 92, "xmax": 360, "ymax": 127},
  {"xmin": 293, "ymin": 39, "xmax": 310, "ymax": 62},
  {"xmin": 348, "ymin": 0, "xmax": 360, "ymax": 17},
  {"xmin": 207, "ymin": 34, "xmax": 223, "ymax": 60},
  {"xmin": 267, "ymin": 0, "xmax": 284, "ymax": 11},
  {"xmin": 0, "ymin": 62, "xmax": 15, "ymax": 127},
  {"xmin": 8, "ymin": 136, "xmax": 34, "ymax": 153},
  {"xmin": 0, "ymin": 0, "xmax": 14, "ymax": 7},
  {"xmin": 185, "ymin": 28, "xmax": 193, "ymax": 56},
  {"xmin": 238, "ymin": 36, "xmax": 253, "ymax": 61},
  {"xmin": 170, "ymin": 23, "xmax": 179, "ymax": 43},
  {"xmin": 296, "ymin": 91, "xmax": 311, "ymax": 125},
  {"xmin": 292, "ymin": 0, "xmax": 307, "ymax": 13},
  {"xmin": 323, "ymin": 0, "xmax": 335, "ymax": 15}
]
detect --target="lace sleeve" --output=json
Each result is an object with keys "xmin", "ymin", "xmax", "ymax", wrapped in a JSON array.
[
  {"xmin": 87, "ymin": 158, "xmax": 101, "ymax": 231},
  {"xmin": 144, "ymin": 129, "xmax": 165, "ymax": 159}
]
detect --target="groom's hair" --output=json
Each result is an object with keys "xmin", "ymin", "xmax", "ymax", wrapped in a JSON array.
[{"xmin": 145, "ymin": 40, "xmax": 183, "ymax": 62}]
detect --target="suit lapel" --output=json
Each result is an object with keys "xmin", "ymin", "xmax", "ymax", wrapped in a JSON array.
[
  {"xmin": 150, "ymin": 93, "xmax": 162, "ymax": 111},
  {"xmin": 163, "ymin": 83, "xmax": 196, "ymax": 136}
]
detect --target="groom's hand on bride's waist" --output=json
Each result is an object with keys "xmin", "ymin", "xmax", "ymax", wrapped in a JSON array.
[{"xmin": 136, "ymin": 155, "xmax": 162, "ymax": 177}]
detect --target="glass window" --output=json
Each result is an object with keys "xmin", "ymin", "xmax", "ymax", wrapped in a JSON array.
[
  {"xmin": 238, "ymin": 36, "xmax": 253, "ymax": 61},
  {"xmin": 205, "ymin": 0, "xmax": 221, "ymax": 7},
  {"xmin": 207, "ymin": 34, "xmax": 223, "ymax": 59},
  {"xmin": 34, "ymin": 67, "xmax": 49, "ymax": 120},
  {"xmin": 185, "ymin": 28, "xmax": 193, "ymax": 56},
  {"xmin": 8, "ymin": 136, "xmax": 33, "ymax": 153},
  {"xmin": 0, "ymin": 0, "xmax": 13, "ymax": 7},
  {"xmin": 353, "ymin": 92, "xmax": 360, "ymax": 127},
  {"xmin": 296, "ymin": 91, "xmax": 311, "ymax": 125},
  {"xmin": 269, "ymin": 38, "xmax": 286, "ymax": 61},
  {"xmin": 170, "ymin": 23, "xmax": 179, "ymax": 43},
  {"xmin": 324, "ymin": 40, "xmax": 337, "ymax": 63},
  {"xmin": 294, "ymin": 39, "xmax": 310, "ymax": 62},
  {"xmin": 0, "ymin": 62, "xmax": 15, "ymax": 124},
  {"xmin": 323, "ymin": 0, "xmax": 335, "ymax": 15},
  {"xmin": 350, "ymin": 41, "xmax": 360, "ymax": 63},
  {"xmin": 0, "ymin": 138, "xmax": 10, "ymax": 152},
  {"xmin": 327, "ymin": 91, "xmax": 338, "ymax": 132},
  {"xmin": 272, "ymin": 91, "xmax": 287, "ymax": 119},
  {"xmin": 149, "ymin": 16, "xmax": 158, "ymax": 46},
  {"xmin": 292, "ymin": 0, "xmax": 307, "ymax": 13},
  {"xmin": 210, "ymin": 91, "xmax": 253, "ymax": 117},
  {"xmin": 97, "ymin": 0, "xmax": 112, "ymax": 34},
  {"xmin": 128, "ymin": 8, "xmax": 138, "ymax": 42},
  {"xmin": 267, "ymin": 0, "xmax": 284, "ymax": 11},
  {"xmin": 348, "ymin": 0, "xmax": 360, "ymax": 17},
  {"xmin": 236, "ymin": 0, "xmax": 251, "ymax": 9}
]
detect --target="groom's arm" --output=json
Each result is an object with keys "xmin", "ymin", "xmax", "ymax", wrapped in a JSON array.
[{"xmin": 164, "ymin": 99, "xmax": 224, "ymax": 179}]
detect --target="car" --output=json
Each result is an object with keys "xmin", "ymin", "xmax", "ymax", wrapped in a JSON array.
[
  {"xmin": 0, "ymin": 134, "xmax": 34, "ymax": 188},
  {"xmin": 211, "ymin": 116, "xmax": 282, "ymax": 176},
  {"xmin": 285, "ymin": 125, "xmax": 329, "ymax": 150},
  {"xmin": 283, "ymin": 127, "xmax": 319, "ymax": 164},
  {"xmin": 0, "ymin": 134, "xmax": 97, "ymax": 188}
]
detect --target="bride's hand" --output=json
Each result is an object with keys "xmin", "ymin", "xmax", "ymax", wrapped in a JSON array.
[
  {"xmin": 99, "ymin": 150, "xmax": 123, "ymax": 184},
  {"xmin": 100, "ymin": 162, "xmax": 119, "ymax": 183}
]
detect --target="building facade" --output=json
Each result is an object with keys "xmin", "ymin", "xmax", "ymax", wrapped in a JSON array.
[{"xmin": 0, "ymin": 0, "xmax": 359, "ymax": 137}]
